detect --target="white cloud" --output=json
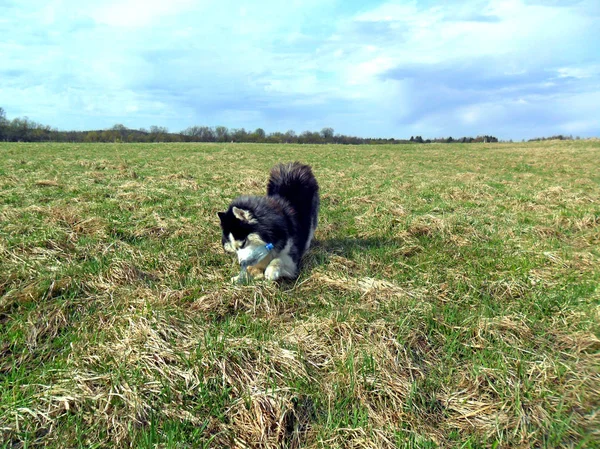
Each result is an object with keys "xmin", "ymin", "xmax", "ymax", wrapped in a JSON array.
[
  {"xmin": 303, "ymin": 0, "xmax": 600, "ymax": 137},
  {"xmin": 1, "ymin": 0, "xmax": 598, "ymax": 138},
  {"xmin": 556, "ymin": 66, "xmax": 598, "ymax": 79}
]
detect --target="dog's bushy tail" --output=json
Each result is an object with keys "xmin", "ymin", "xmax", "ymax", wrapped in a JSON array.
[{"xmin": 267, "ymin": 161, "xmax": 319, "ymax": 231}]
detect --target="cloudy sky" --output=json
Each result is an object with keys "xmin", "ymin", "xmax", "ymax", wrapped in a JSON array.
[{"xmin": 1, "ymin": 0, "xmax": 599, "ymax": 139}]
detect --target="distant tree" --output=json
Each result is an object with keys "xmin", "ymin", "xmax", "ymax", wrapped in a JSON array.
[
  {"xmin": 299, "ymin": 131, "xmax": 322, "ymax": 144},
  {"xmin": 9, "ymin": 117, "xmax": 34, "ymax": 141},
  {"xmin": 150, "ymin": 125, "xmax": 168, "ymax": 134},
  {"xmin": 284, "ymin": 130, "xmax": 297, "ymax": 143},
  {"xmin": 0, "ymin": 107, "xmax": 7, "ymax": 140},
  {"xmin": 247, "ymin": 128, "xmax": 266, "ymax": 142},
  {"xmin": 110, "ymin": 124, "xmax": 128, "ymax": 142},
  {"xmin": 182, "ymin": 126, "xmax": 202, "ymax": 140},
  {"xmin": 264, "ymin": 131, "xmax": 280, "ymax": 143},
  {"xmin": 320, "ymin": 127, "xmax": 334, "ymax": 141},
  {"xmin": 99, "ymin": 130, "xmax": 112, "ymax": 142},
  {"xmin": 231, "ymin": 128, "xmax": 248, "ymax": 142},
  {"xmin": 200, "ymin": 126, "xmax": 215, "ymax": 142},
  {"xmin": 84, "ymin": 131, "xmax": 100, "ymax": 142},
  {"xmin": 149, "ymin": 125, "xmax": 169, "ymax": 142},
  {"xmin": 215, "ymin": 126, "xmax": 229, "ymax": 142}
]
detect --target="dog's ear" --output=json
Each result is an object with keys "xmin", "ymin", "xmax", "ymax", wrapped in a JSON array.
[
  {"xmin": 232, "ymin": 206, "xmax": 256, "ymax": 223},
  {"xmin": 217, "ymin": 211, "xmax": 226, "ymax": 223}
]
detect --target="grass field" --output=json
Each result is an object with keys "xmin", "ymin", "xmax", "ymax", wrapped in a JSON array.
[{"xmin": 1, "ymin": 141, "xmax": 598, "ymax": 448}]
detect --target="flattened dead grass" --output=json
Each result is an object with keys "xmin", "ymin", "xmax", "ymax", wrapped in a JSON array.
[{"xmin": 34, "ymin": 179, "xmax": 60, "ymax": 187}]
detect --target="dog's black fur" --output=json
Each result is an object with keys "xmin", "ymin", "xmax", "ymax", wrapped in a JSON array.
[{"xmin": 218, "ymin": 162, "xmax": 319, "ymax": 280}]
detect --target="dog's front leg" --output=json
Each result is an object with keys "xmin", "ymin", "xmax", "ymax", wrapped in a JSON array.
[{"xmin": 264, "ymin": 256, "xmax": 297, "ymax": 281}]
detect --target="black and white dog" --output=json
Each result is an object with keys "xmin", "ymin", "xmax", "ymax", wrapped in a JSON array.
[{"xmin": 218, "ymin": 162, "xmax": 319, "ymax": 281}]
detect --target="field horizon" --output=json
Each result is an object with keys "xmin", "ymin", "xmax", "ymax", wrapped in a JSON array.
[{"xmin": 1, "ymin": 141, "xmax": 598, "ymax": 448}]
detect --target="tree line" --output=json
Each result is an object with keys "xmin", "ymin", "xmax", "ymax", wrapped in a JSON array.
[
  {"xmin": 527, "ymin": 135, "xmax": 580, "ymax": 142},
  {"xmin": 0, "ymin": 107, "xmax": 502, "ymax": 144}
]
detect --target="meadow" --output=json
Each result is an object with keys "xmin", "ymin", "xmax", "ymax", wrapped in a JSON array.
[{"xmin": 0, "ymin": 141, "xmax": 598, "ymax": 448}]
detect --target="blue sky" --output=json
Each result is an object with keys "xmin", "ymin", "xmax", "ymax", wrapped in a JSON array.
[{"xmin": 1, "ymin": 0, "xmax": 599, "ymax": 139}]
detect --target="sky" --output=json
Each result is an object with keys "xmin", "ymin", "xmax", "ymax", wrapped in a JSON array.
[{"xmin": 1, "ymin": 0, "xmax": 599, "ymax": 140}]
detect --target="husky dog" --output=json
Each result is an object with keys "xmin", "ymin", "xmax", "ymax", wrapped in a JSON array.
[{"xmin": 217, "ymin": 162, "xmax": 319, "ymax": 281}]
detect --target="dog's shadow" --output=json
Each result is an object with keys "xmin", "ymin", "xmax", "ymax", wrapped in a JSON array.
[
  {"xmin": 311, "ymin": 237, "xmax": 390, "ymax": 256},
  {"xmin": 289, "ymin": 237, "xmax": 398, "ymax": 282}
]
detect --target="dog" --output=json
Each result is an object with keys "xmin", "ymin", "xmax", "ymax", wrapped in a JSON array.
[{"xmin": 217, "ymin": 162, "xmax": 319, "ymax": 282}]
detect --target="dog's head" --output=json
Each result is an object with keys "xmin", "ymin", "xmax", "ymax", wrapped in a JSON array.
[{"xmin": 217, "ymin": 205, "xmax": 267, "ymax": 263}]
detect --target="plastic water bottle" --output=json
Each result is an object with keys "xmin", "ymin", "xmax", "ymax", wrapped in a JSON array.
[
  {"xmin": 237, "ymin": 243, "xmax": 274, "ymax": 283},
  {"xmin": 240, "ymin": 243, "xmax": 274, "ymax": 268}
]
